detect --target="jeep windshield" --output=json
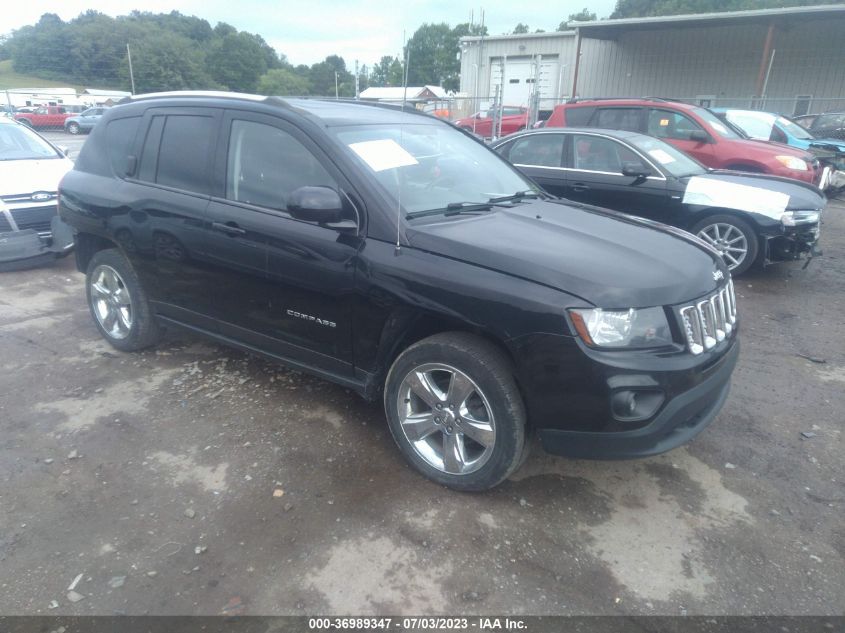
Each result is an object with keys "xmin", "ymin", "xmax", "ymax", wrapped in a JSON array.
[
  {"xmin": 332, "ymin": 123, "xmax": 538, "ymax": 216},
  {"xmin": 0, "ymin": 123, "xmax": 61, "ymax": 161}
]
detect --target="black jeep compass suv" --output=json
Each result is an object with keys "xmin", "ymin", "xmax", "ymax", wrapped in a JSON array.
[{"xmin": 58, "ymin": 92, "xmax": 739, "ymax": 491}]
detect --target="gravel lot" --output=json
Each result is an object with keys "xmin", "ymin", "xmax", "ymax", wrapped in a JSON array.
[{"xmin": 0, "ymin": 185, "xmax": 842, "ymax": 615}]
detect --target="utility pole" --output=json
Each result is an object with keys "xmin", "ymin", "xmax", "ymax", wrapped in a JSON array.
[
  {"xmin": 354, "ymin": 60, "xmax": 360, "ymax": 99},
  {"xmin": 126, "ymin": 43, "xmax": 136, "ymax": 95},
  {"xmin": 334, "ymin": 71, "xmax": 339, "ymax": 100}
]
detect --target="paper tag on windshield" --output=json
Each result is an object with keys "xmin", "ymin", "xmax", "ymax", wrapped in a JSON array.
[
  {"xmin": 349, "ymin": 139, "xmax": 418, "ymax": 172},
  {"xmin": 647, "ymin": 149, "xmax": 676, "ymax": 164},
  {"xmin": 683, "ymin": 176, "xmax": 789, "ymax": 219}
]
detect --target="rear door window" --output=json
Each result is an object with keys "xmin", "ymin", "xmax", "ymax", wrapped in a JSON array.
[
  {"xmin": 563, "ymin": 106, "xmax": 595, "ymax": 127},
  {"xmin": 156, "ymin": 115, "xmax": 214, "ymax": 193},
  {"xmin": 591, "ymin": 107, "xmax": 642, "ymax": 132},
  {"xmin": 508, "ymin": 134, "xmax": 565, "ymax": 167},
  {"xmin": 136, "ymin": 113, "xmax": 216, "ymax": 194}
]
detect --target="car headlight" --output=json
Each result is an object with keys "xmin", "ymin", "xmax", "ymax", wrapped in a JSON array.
[
  {"xmin": 775, "ymin": 155, "xmax": 809, "ymax": 171},
  {"xmin": 781, "ymin": 210, "xmax": 820, "ymax": 226},
  {"xmin": 569, "ymin": 307, "xmax": 674, "ymax": 349}
]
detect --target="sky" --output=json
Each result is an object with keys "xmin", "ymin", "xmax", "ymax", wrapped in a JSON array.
[{"xmin": 4, "ymin": 0, "xmax": 618, "ymax": 68}]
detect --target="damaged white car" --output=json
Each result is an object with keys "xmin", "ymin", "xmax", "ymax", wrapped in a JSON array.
[{"xmin": 0, "ymin": 117, "xmax": 75, "ymax": 271}]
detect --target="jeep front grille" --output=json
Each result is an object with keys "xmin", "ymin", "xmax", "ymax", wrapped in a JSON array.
[{"xmin": 679, "ymin": 280, "xmax": 737, "ymax": 355}]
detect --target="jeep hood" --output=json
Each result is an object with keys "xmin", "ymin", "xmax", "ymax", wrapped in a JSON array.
[{"xmin": 406, "ymin": 200, "xmax": 725, "ymax": 307}]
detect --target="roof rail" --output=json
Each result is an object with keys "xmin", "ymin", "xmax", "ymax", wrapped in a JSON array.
[
  {"xmin": 297, "ymin": 97, "xmax": 436, "ymax": 118},
  {"xmin": 565, "ymin": 96, "xmax": 686, "ymax": 104}
]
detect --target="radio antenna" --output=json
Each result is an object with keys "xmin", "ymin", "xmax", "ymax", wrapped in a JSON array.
[{"xmin": 395, "ymin": 30, "xmax": 411, "ymax": 255}]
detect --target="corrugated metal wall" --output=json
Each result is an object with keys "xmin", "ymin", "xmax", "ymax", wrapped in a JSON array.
[{"xmin": 459, "ymin": 16, "xmax": 845, "ymax": 113}]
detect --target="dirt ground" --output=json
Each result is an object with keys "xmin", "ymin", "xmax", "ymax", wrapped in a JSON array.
[{"xmin": 0, "ymin": 200, "xmax": 842, "ymax": 617}]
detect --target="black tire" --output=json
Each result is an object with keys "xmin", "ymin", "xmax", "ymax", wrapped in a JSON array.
[
  {"xmin": 691, "ymin": 214, "xmax": 759, "ymax": 277},
  {"xmin": 66, "ymin": 122, "xmax": 80, "ymax": 135},
  {"xmin": 85, "ymin": 249, "xmax": 162, "ymax": 352},
  {"xmin": 18, "ymin": 119, "xmax": 32, "ymax": 127},
  {"xmin": 384, "ymin": 332, "xmax": 528, "ymax": 491}
]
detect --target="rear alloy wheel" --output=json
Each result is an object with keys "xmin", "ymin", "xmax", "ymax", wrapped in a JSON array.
[
  {"xmin": 86, "ymin": 249, "xmax": 163, "ymax": 351},
  {"xmin": 67, "ymin": 122, "xmax": 80, "ymax": 135},
  {"xmin": 692, "ymin": 214, "xmax": 758, "ymax": 276},
  {"xmin": 385, "ymin": 332, "xmax": 528, "ymax": 491}
]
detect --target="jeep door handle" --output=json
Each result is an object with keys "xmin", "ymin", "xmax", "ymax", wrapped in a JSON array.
[
  {"xmin": 212, "ymin": 222, "xmax": 246, "ymax": 236},
  {"xmin": 571, "ymin": 183, "xmax": 590, "ymax": 192}
]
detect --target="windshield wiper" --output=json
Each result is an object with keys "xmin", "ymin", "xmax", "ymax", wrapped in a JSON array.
[
  {"xmin": 487, "ymin": 190, "xmax": 542, "ymax": 204},
  {"xmin": 407, "ymin": 201, "xmax": 499, "ymax": 219}
]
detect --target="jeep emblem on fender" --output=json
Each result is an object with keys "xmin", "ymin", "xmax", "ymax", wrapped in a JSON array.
[{"xmin": 713, "ymin": 269, "xmax": 725, "ymax": 282}]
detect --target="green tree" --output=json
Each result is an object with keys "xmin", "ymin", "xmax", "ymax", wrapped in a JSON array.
[
  {"xmin": 257, "ymin": 67, "xmax": 310, "ymax": 95},
  {"xmin": 404, "ymin": 22, "xmax": 485, "ymax": 92},
  {"xmin": 369, "ymin": 56, "xmax": 407, "ymax": 87},
  {"xmin": 11, "ymin": 14, "xmax": 73, "ymax": 80},
  {"xmin": 206, "ymin": 31, "xmax": 268, "ymax": 92},
  {"xmin": 558, "ymin": 8, "xmax": 598, "ymax": 30},
  {"xmin": 309, "ymin": 55, "xmax": 353, "ymax": 96},
  {"xmin": 123, "ymin": 31, "xmax": 214, "ymax": 93},
  {"xmin": 512, "ymin": 23, "xmax": 530, "ymax": 34}
]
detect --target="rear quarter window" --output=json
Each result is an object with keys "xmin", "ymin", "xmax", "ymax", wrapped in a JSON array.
[{"xmin": 106, "ymin": 116, "xmax": 141, "ymax": 178}]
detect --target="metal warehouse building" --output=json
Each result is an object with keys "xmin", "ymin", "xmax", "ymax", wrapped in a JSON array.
[{"xmin": 458, "ymin": 4, "xmax": 845, "ymax": 116}]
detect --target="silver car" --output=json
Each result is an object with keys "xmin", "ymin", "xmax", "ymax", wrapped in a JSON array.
[{"xmin": 64, "ymin": 107, "xmax": 108, "ymax": 135}]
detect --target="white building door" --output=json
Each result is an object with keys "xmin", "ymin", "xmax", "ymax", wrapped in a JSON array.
[{"xmin": 490, "ymin": 56, "xmax": 559, "ymax": 108}]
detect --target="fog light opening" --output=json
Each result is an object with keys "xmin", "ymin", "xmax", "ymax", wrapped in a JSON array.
[{"xmin": 611, "ymin": 389, "xmax": 664, "ymax": 423}]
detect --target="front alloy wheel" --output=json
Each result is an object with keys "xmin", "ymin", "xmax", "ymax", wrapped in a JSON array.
[
  {"xmin": 692, "ymin": 214, "xmax": 758, "ymax": 276},
  {"xmin": 397, "ymin": 363, "xmax": 496, "ymax": 475},
  {"xmin": 697, "ymin": 223, "xmax": 747, "ymax": 269},
  {"xmin": 385, "ymin": 332, "xmax": 528, "ymax": 491},
  {"xmin": 67, "ymin": 122, "xmax": 80, "ymax": 135}
]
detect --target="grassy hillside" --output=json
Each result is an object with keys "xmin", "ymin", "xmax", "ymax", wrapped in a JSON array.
[{"xmin": 0, "ymin": 60, "xmax": 82, "ymax": 91}]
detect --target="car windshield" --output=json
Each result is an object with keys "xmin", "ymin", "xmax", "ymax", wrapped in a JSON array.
[
  {"xmin": 778, "ymin": 116, "xmax": 814, "ymax": 140},
  {"xmin": 332, "ymin": 123, "xmax": 537, "ymax": 215},
  {"xmin": 629, "ymin": 135, "xmax": 706, "ymax": 178},
  {"xmin": 0, "ymin": 123, "xmax": 60, "ymax": 161},
  {"xmin": 694, "ymin": 107, "xmax": 741, "ymax": 139}
]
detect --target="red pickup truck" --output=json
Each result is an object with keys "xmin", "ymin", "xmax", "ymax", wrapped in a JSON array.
[{"xmin": 15, "ymin": 106, "xmax": 72, "ymax": 130}]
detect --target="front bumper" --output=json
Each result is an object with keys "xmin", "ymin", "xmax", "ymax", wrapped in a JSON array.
[
  {"xmin": 762, "ymin": 223, "xmax": 821, "ymax": 265},
  {"xmin": 538, "ymin": 339, "xmax": 739, "ymax": 460},
  {"xmin": 0, "ymin": 216, "xmax": 74, "ymax": 270}
]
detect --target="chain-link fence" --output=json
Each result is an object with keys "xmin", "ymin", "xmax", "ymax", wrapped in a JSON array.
[{"xmin": 5, "ymin": 92, "xmax": 845, "ymax": 137}]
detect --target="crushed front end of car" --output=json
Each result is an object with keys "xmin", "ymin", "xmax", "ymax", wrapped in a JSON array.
[
  {"xmin": 761, "ymin": 209, "xmax": 822, "ymax": 266},
  {"xmin": 0, "ymin": 198, "xmax": 74, "ymax": 271}
]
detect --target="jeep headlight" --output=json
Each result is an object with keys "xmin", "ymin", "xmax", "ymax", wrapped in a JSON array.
[
  {"xmin": 781, "ymin": 210, "xmax": 820, "ymax": 226},
  {"xmin": 775, "ymin": 155, "xmax": 809, "ymax": 171},
  {"xmin": 569, "ymin": 307, "xmax": 674, "ymax": 349}
]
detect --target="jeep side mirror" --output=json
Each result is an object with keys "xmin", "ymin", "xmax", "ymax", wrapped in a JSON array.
[
  {"xmin": 288, "ymin": 186, "xmax": 350, "ymax": 229},
  {"xmin": 689, "ymin": 130, "xmax": 710, "ymax": 143}
]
